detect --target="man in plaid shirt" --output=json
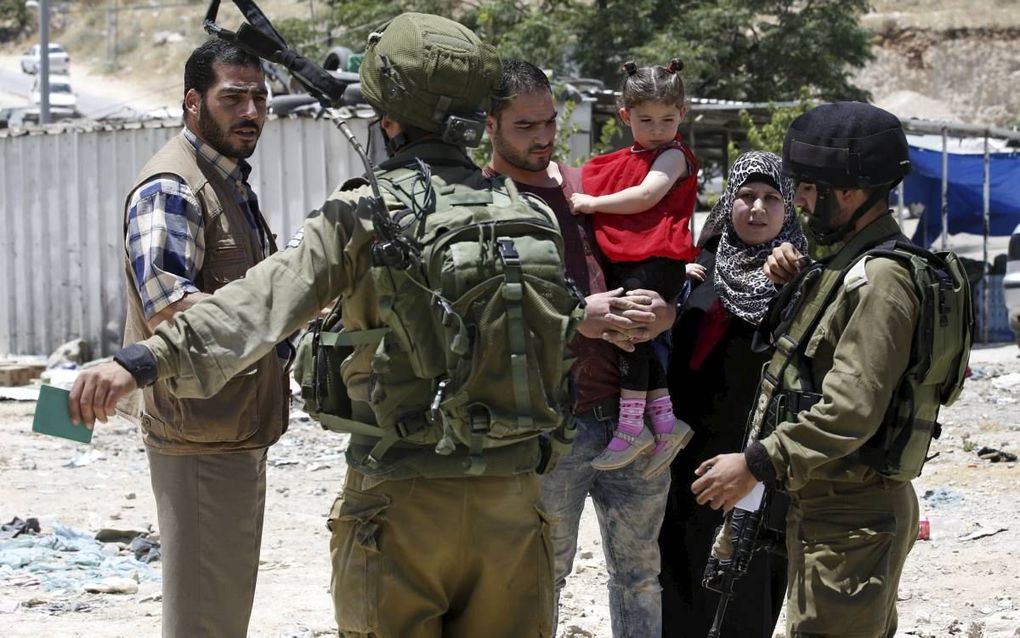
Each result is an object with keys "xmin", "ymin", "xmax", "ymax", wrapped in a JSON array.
[{"xmin": 119, "ymin": 39, "xmax": 289, "ymax": 638}]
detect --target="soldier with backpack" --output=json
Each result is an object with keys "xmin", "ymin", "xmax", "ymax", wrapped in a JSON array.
[
  {"xmin": 67, "ymin": 13, "xmax": 618, "ymax": 638},
  {"xmin": 690, "ymin": 102, "xmax": 971, "ymax": 638}
]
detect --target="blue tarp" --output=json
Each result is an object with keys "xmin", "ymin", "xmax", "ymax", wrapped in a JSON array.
[{"xmin": 902, "ymin": 146, "xmax": 1020, "ymax": 247}]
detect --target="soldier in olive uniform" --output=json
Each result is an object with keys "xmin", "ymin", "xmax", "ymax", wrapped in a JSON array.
[
  {"xmin": 691, "ymin": 102, "xmax": 921, "ymax": 638},
  {"xmin": 68, "ymin": 13, "xmax": 665, "ymax": 638}
]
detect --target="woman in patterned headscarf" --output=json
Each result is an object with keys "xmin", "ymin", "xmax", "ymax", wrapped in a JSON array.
[{"xmin": 658, "ymin": 151, "xmax": 806, "ymax": 638}]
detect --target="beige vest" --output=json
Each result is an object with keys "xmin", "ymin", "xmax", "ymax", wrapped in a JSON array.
[{"xmin": 122, "ymin": 133, "xmax": 287, "ymax": 453}]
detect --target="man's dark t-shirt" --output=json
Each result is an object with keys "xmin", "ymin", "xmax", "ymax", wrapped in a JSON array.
[{"xmin": 485, "ymin": 163, "xmax": 619, "ymax": 412}]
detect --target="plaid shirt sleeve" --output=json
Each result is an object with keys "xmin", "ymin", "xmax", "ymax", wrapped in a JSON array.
[{"xmin": 125, "ymin": 175, "xmax": 205, "ymax": 320}]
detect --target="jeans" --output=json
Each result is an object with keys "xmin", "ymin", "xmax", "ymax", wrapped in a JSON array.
[{"xmin": 540, "ymin": 412, "xmax": 671, "ymax": 638}]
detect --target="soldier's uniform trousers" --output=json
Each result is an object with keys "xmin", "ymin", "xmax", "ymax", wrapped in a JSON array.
[
  {"xmin": 328, "ymin": 469, "xmax": 555, "ymax": 638},
  {"xmin": 785, "ymin": 476, "xmax": 919, "ymax": 638}
]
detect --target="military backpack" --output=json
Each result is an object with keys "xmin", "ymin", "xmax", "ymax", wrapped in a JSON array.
[
  {"xmin": 294, "ymin": 163, "xmax": 584, "ymax": 474},
  {"xmin": 855, "ymin": 242, "xmax": 972, "ymax": 479}
]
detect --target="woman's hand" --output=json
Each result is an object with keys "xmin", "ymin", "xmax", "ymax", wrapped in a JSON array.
[{"xmin": 685, "ymin": 262, "xmax": 707, "ymax": 283}]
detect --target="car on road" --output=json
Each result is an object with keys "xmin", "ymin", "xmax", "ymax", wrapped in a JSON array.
[
  {"xmin": 29, "ymin": 74, "xmax": 77, "ymax": 110},
  {"xmin": 20, "ymin": 43, "xmax": 71, "ymax": 75},
  {"xmin": 1004, "ymin": 222, "xmax": 1020, "ymax": 345}
]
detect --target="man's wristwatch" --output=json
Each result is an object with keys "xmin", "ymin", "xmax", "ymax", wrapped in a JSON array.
[{"xmin": 113, "ymin": 343, "xmax": 159, "ymax": 388}]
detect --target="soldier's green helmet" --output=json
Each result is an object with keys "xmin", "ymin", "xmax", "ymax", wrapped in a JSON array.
[
  {"xmin": 782, "ymin": 101, "xmax": 911, "ymax": 189},
  {"xmin": 359, "ymin": 13, "xmax": 502, "ymax": 145}
]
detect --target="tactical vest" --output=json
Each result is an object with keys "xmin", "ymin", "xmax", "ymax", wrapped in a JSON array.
[
  {"xmin": 750, "ymin": 240, "xmax": 972, "ymax": 482},
  {"xmin": 122, "ymin": 134, "xmax": 288, "ymax": 454},
  {"xmin": 294, "ymin": 164, "xmax": 584, "ymax": 475}
]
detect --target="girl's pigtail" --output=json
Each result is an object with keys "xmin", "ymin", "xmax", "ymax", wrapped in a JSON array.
[{"xmin": 666, "ymin": 58, "xmax": 684, "ymax": 74}]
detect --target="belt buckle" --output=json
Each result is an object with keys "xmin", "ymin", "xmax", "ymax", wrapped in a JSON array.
[{"xmin": 591, "ymin": 399, "xmax": 616, "ymax": 421}]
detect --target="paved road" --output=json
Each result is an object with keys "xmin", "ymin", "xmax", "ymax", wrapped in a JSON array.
[
  {"xmin": 0, "ymin": 57, "xmax": 146, "ymax": 119},
  {"xmin": 0, "ymin": 62, "xmax": 32, "ymax": 104}
]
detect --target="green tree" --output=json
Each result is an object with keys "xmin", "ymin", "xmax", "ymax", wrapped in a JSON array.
[
  {"xmin": 325, "ymin": 0, "xmax": 462, "ymax": 51},
  {"xmin": 727, "ymin": 90, "xmax": 814, "ymax": 158},
  {"xmin": 276, "ymin": 16, "xmax": 330, "ymax": 66},
  {"xmin": 467, "ymin": 0, "xmax": 573, "ymax": 72},
  {"xmin": 630, "ymin": 0, "xmax": 873, "ymax": 102},
  {"xmin": 318, "ymin": 0, "xmax": 872, "ymax": 102},
  {"xmin": 0, "ymin": 0, "xmax": 30, "ymax": 39}
]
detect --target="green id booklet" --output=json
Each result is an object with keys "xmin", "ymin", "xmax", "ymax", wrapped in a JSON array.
[{"xmin": 32, "ymin": 384, "xmax": 93, "ymax": 444}]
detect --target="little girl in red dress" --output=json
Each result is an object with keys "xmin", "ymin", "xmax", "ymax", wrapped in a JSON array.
[{"xmin": 570, "ymin": 59, "xmax": 701, "ymax": 478}]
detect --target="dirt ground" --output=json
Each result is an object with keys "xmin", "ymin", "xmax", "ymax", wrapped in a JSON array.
[{"xmin": 0, "ymin": 343, "xmax": 1017, "ymax": 638}]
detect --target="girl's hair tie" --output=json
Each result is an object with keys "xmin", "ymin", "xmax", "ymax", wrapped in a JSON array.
[
  {"xmin": 622, "ymin": 61, "xmax": 638, "ymax": 76},
  {"xmin": 665, "ymin": 58, "xmax": 684, "ymax": 74}
]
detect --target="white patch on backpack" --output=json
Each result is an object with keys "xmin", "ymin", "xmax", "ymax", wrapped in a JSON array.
[
  {"xmin": 285, "ymin": 227, "xmax": 304, "ymax": 249},
  {"xmin": 844, "ymin": 257, "xmax": 871, "ymax": 292}
]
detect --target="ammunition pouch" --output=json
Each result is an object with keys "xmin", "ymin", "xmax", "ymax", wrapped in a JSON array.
[{"xmin": 764, "ymin": 389, "xmax": 822, "ymax": 436}]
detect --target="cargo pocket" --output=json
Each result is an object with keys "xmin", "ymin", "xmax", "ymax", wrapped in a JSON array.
[
  {"xmin": 535, "ymin": 505, "xmax": 555, "ymax": 638},
  {"xmin": 327, "ymin": 488, "xmax": 390, "ymax": 634},
  {"xmin": 794, "ymin": 508, "xmax": 897, "ymax": 635}
]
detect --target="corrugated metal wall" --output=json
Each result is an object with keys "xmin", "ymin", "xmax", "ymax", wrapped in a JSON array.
[{"xmin": 0, "ymin": 116, "xmax": 374, "ymax": 357}]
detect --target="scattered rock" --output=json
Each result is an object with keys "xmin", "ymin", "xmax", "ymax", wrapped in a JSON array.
[
  {"xmin": 46, "ymin": 339, "xmax": 90, "ymax": 369},
  {"xmin": 94, "ymin": 528, "xmax": 146, "ymax": 544},
  {"xmin": 128, "ymin": 536, "xmax": 161, "ymax": 563},
  {"xmin": 83, "ymin": 577, "xmax": 139, "ymax": 595},
  {"xmin": 991, "ymin": 373, "xmax": 1020, "ymax": 391},
  {"xmin": 22, "ymin": 597, "xmax": 49, "ymax": 608},
  {"xmin": 153, "ymin": 31, "xmax": 185, "ymax": 45},
  {"xmin": 923, "ymin": 487, "xmax": 964, "ymax": 506}
]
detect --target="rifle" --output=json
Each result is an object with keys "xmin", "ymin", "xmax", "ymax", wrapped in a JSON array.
[
  {"xmin": 201, "ymin": 0, "xmax": 419, "ymax": 270},
  {"xmin": 701, "ymin": 450, "xmax": 788, "ymax": 637}
]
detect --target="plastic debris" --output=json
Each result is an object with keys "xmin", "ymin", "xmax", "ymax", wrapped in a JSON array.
[
  {"xmin": 1, "ymin": 517, "xmax": 41, "ymax": 539},
  {"xmin": 977, "ymin": 447, "xmax": 1018, "ymax": 463},
  {"xmin": 959, "ymin": 526, "xmax": 1008, "ymax": 541},
  {"xmin": 917, "ymin": 519, "xmax": 931, "ymax": 541},
  {"xmin": 63, "ymin": 449, "xmax": 106, "ymax": 468},
  {"xmin": 0, "ymin": 522, "xmax": 158, "ymax": 593}
]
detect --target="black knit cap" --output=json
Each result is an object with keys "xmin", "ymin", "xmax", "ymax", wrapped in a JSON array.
[{"xmin": 782, "ymin": 101, "xmax": 911, "ymax": 189}]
